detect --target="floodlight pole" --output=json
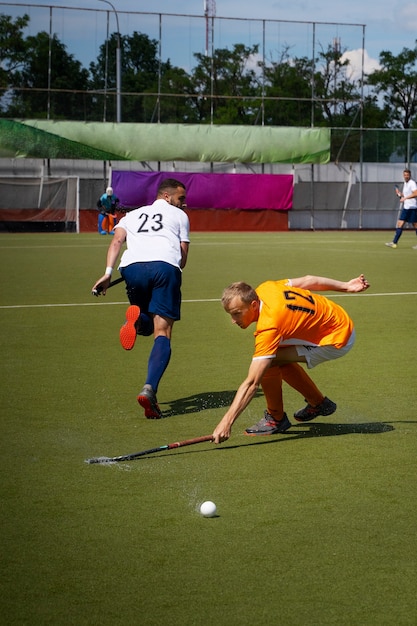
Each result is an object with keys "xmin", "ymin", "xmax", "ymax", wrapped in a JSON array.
[{"xmin": 99, "ymin": 0, "xmax": 122, "ymax": 123}]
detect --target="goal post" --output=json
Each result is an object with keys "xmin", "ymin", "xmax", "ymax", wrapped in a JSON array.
[{"xmin": 0, "ymin": 176, "xmax": 79, "ymax": 233}]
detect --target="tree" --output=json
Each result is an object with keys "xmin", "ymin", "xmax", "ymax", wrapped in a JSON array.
[
  {"xmin": 0, "ymin": 13, "xmax": 29, "ymax": 89},
  {"xmin": 261, "ymin": 46, "xmax": 319, "ymax": 126},
  {"xmin": 313, "ymin": 43, "xmax": 363, "ymax": 128},
  {"xmin": 90, "ymin": 31, "xmax": 160, "ymax": 122},
  {"xmin": 0, "ymin": 12, "xmax": 29, "ymax": 114},
  {"xmin": 260, "ymin": 44, "xmax": 381, "ymax": 130},
  {"xmin": 366, "ymin": 42, "xmax": 417, "ymax": 129},
  {"xmin": 89, "ymin": 31, "xmax": 195, "ymax": 123},
  {"xmin": 6, "ymin": 31, "xmax": 90, "ymax": 119},
  {"xmin": 144, "ymin": 64, "xmax": 198, "ymax": 124},
  {"xmin": 191, "ymin": 44, "xmax": 261, "ymax": 124}
]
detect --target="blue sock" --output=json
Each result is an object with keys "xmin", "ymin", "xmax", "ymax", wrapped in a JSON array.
[
  {"xmin": 146, "ymin": 336, "xmax": 171, "ymax": 392},
  {"xmin": 393, "ymin": 227, "xmax": 403, "ymax": 244}
]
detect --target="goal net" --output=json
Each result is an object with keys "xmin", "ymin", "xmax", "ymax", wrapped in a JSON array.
[{"xmin": 0, "ymin": 176, "xmax": 79, "ymax": 232}]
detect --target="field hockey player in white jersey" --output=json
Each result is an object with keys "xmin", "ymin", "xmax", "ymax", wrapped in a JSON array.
[{"xmin": 92, "ymin": 178, "xmax": 190, "ymax": 419}]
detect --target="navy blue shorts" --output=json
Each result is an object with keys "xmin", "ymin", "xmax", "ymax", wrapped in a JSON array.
[
  {"xmin": 120, "ymin": 261, "xmax": 182, "ymax": 321},
  {"xmin": 399, "ymin": 207, "xmax": 417, "ymax": 223}
]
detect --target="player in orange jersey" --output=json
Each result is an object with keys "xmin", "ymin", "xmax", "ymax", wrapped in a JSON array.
[{"xmin": 212, "ymin": 274, "xmax": 370, "ymax": 443}]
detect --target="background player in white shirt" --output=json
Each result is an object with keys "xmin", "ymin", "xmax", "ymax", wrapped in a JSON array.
[
  {"xmin": 385, "ymin": 168, "xmax": 417, "ymax": 248},
  {"xmin": 92, "ymin": 178, "xmax": 190, "ymax": 418}
]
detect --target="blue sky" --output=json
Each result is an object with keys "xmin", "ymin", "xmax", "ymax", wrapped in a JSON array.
[{"xmin": 3, "ymin": 0, "xmax": 417, "ymax": 78}]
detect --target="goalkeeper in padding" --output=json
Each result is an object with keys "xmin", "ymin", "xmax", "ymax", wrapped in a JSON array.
[{"xmin": 97, "ymin": 186, "xmax": 120, "ymax": 234}]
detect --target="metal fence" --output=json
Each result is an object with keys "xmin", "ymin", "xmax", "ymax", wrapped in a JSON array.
[
  {"xmin": 2, "ymin": 4, "xmax": 417, "ymax": 162},
  {"xmin": 1, "ymin": 4, "xmax": 365, "ymax": 123}
]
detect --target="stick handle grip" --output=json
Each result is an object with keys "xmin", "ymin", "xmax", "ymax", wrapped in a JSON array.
[
  {"xmin": 92, "ymin": 276, "xmax": 124, "ymax": 296},
  {"xmin": 167, "ymin": 435, "xmax": 214, "ymax": 450}
]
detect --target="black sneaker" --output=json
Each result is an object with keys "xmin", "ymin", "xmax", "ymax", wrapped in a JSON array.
[
  {"xmin": 137, "ymin": 385, "xmax": 163, "ymax": 419},
  {"xmin": 245, "ymin": 411, "xmax": 291, "ymax": 436},
  {"xmin": 294, "ymin": 396, "xmax": 336, "ymax": 422}
]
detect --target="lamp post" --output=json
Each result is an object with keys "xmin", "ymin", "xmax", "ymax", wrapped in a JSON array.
[{"xmin": 99, "ymin": 0, "xmax": 121, "ymax": 123}]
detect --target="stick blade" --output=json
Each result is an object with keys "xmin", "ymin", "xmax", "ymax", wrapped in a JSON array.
[{"xmin": 85, "ymin": 456, "xmax": 116, "ymax": 465}]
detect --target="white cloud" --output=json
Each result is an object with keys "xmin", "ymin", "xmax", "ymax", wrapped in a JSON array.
[{"xmin": 341, "ymin": 49, "xmax": 380, "ymax": 80}]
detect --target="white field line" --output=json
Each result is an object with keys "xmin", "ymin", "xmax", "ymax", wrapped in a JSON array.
[
  {"xmin": 0, "ymin": 237, "xmax": 406, "ymax": 250},
  {"xmin": 0, "ymin": 292, "xmax": 416, "ymax": 310}
]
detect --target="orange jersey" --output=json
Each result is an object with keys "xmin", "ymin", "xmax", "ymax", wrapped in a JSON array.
[{"xmin": 253, "ymin": 279, "xmax": 354, "ymax": 358}]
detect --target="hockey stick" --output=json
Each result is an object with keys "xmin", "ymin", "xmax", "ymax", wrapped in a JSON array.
[
  {"xmin": 92, "ymin": 275, "xmax": 124, "ymax": 297},
  {"xmin": 85, "ymin": 435, "xmax": 214, "ymax": 464}
]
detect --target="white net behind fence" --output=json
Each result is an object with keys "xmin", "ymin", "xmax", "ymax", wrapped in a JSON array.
[{"xmin": 0, "ymin": 176, "xmax": 79, "ymax": 232}]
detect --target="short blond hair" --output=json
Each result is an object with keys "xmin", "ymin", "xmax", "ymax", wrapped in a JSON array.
[{"xmin": 221, "ymin": 282, "xmax": 258, "ymax": 307}]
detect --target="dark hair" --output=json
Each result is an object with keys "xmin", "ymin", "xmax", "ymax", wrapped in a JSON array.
[{"xmin": 157, "ymin": 178, "xmax": 186, "ymax": 195}]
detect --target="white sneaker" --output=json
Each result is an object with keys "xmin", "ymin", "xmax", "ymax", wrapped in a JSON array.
[
  {"xmin": 385, "ymin": 242, "xmax": 397, "ymax": 248},
  {"xmin": 412, "ymin": 245, "xmax": 417, "ymax": 249}
]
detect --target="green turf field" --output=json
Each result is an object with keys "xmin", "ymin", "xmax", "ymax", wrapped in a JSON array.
[{"xmin": 1, "ymin": 230, "xmax": 416, "ymax": 625}]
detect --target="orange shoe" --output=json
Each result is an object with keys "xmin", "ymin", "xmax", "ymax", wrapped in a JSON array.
[{"xmin": 119, "ymin": 305, "xmax": 140, "ymax": 350}]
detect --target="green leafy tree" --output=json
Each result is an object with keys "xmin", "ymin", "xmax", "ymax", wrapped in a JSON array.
[
  {"xmin": 90, "ymin": 31, "xmax": 160, "ymax": 122},
  {"xmin": 122, "ymin": 31, "xmax": 160, "ymax": 122},
  {"xmin": 0, "ymin": 13, "xmax": 29, "ymax": 90},
  {"xmin": 260, "ymin": 44, "xmax": 383, "ymax": 131},
  {"xmin": 89, "ymin": 31, "xmax": 194, "ymax": 123},
  {"xmin": 313, "ymin": 44, "xmax": 363, "ymax": 127},
  {"xmin": 366, "ymin": 42, "xmax": 417, "ymax": 129},
  {"xmin": 261, "ymin": 47, "xmax": 319, "ymax": 126},
  {"xmin": 6, "ymin": 31, "xmax": 90, "ymax": 119},
  {"xmin": 143, "ymin": 64, "xmax": 198, "ymax": 123},
  {"xmin": 191, "ymin": 44, "xmax": 261, "ymax": 124}
]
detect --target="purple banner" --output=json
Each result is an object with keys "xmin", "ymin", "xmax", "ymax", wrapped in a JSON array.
[{"xmin": 112, "ymin": 171, "xmax": 293, "ymax": 211}]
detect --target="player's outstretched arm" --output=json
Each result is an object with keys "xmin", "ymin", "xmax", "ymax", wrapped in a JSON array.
[
  {"xmin": 290, "ymin": 274, "xmax": 370, "ymax": 293},
  {"xmin": 212, "ymin": 358, "xmax": 271, "ymax": 444},
  {"xmin": 91, "ymin": 229, "xmax": 126, "ymax": 296}
]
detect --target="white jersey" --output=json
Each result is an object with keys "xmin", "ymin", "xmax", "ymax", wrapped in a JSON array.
[
  {"xmin": 402, "ymin": 178, "xmax": 417, "ymax": 209},
  {"xmin": 115, "ymin": 198, "xmax": 190, "ymax": 270}
]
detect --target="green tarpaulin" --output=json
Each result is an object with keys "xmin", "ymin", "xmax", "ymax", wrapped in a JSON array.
[{"xmin": 0, "ymin": 120, "xmax": 330, "ymax": 164}]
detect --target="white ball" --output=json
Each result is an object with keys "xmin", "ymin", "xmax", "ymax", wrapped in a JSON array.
[{"xmin": 199, "ymin": 500, "xmax": 217, "ymax": 517}]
